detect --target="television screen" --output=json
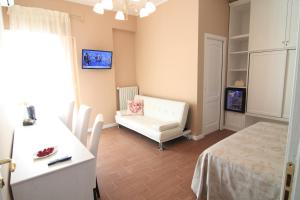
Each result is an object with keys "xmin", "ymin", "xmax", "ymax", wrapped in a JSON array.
[
  {"xmin": 225, "ymin": 87, "xmax": 246, "ymax": 113},
  {"xmin": 82, "ymin": 49, "xmax": 112, "ymax": 69}
]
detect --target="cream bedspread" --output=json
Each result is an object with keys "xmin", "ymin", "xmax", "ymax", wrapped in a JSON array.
[{"xmin": 191, "ymin": 122, "xmax": 288, "ymax": 200}]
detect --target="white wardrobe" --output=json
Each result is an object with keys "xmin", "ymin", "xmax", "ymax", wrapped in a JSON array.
[
  {"xmin": 225, "ymin": 0, "xmax": 300, "ymax": 131},
  {"xmin": 249, "ymin": 0, "xmax": 299, "ymax": 51},
  {"xmin": 247, "ymin": 0, "xmax": 299, "ymax": 120}
]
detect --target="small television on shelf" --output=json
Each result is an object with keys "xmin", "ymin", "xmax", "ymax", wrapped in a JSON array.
[
  {"xmin": 225, "ymin": 87, "xmax": 246, "ymax": 113},
  {"xmin": 82, "ymin": 49, "xmax": 112, "ymax": 69}
]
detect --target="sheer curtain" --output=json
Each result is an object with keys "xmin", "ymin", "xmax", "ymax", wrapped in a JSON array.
[
  {"xmin": 0, "ymin": 7, "xmax": 3, "ymax": 44},
  {"xmin": 0, "ymin": 5, "xmax": 75, "ymax": 116}
]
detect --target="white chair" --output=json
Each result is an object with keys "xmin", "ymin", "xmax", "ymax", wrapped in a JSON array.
[
  {"xmin": 73, "ymin": 105, "xmax": 92, "ymax": 146},
  {"xmin": 58, "ymin": 101, "xmax": 75, "ymax": 131},
  {"xmin": 88, "ymin": 114, "xmax": 104, "ymax": 200}
]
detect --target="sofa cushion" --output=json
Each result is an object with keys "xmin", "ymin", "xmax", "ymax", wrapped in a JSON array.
[
  {"xmin": 134, "ymin": 95, "xmax": 189, "ymax": 131},
  {"xmin": 127, "ymin": 99, "xmax": 144, "ymax": 115},
  {"xmin": 115, "ymin": 114, "xmax": 182, "ymax": 142},
  {"xmin": 118, "ymin": 115, "xmax": 172, "ymax": 131},
  {"xmin": 151, "ymin": 122, "xmax": 179, "ymax": 132}
]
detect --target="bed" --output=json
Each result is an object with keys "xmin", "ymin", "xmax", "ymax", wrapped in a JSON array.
[{"xmin": 191, "ymin": 122, "xmax": 288, "ymax": 200}]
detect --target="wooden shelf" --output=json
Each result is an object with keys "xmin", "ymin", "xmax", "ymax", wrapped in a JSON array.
[
  {"xmin": 229, "ymin": 50, "xmax": 248, "ymax": 55},
  {"xmin": 228, "ymin": 68, "xmax": 247, "ymax": 72},
  {"xmin": 226, "ymin": 0, "xmax": 250, "ymax": 131},
  {"xmin": 230, "ymin": 34, "xmax": 249, "ymax": 41}
]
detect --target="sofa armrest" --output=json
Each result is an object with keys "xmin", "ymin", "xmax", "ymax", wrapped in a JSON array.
[{"xmin": 152, "ymin": 122, "xmax": 179, "ymax": 132}]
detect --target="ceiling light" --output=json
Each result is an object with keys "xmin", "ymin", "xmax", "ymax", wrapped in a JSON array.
[
  {"xmin": 0, "ymin": 0, "xmax": 14, "ymax": 6},
  {"xmin": 145, "ymin": 1, "xmax": 156, "ymax": 14},
  {"xmin": 102, "ymin": 0, "xmax": 113, "ymax": 10},
  {"xmin": 115, "ymin": 11, "xmax": 125, "ymax": 20},
  {"xmin": 139, "ymin": 8, "xmax": 149, "ymax": 18},
  {"xmin": 92, "ymin": 0, "xmax": 158, "ymax": 21},
  {"xmin": 93, "ymin": 2, "xmax": 104, "ymax": 14}
]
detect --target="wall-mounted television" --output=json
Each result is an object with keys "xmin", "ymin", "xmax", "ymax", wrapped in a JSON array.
[
  {"xmin": 82, "ymin": 49, "xmax": 112, "ymax": 69},
  {"xmin": 225, "ymin": 87, "xmax": 246, "ymax": 113}
]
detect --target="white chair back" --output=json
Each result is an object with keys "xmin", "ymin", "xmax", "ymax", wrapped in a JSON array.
[
  {"xmin": 73, "ymin": 105, "xmax": 92, "ymax": 146},
  {"xmin": 58, "ymin": 101, "xmax": 75, "ymax": 131},
  {"xmin": 88, "ymin": 114, "xmax": 104, "ymax": 158}
]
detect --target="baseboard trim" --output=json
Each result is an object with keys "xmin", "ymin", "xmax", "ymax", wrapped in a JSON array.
[
  {"xmin": 103, "ymin": 123, "xmax": 118, "ymax": 129},
  {"xmin": 223, "ymin": 125, "xmax": 238, "ymax": 132},
  {"xmin": 190, "ymin": 131, "xmax": 214, "ymax": 141},
  {"xmin": 88, "ymin": 123, "xmax": 118, "ymax": 133}
]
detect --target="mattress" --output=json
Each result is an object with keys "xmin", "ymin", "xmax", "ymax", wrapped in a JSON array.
[{"xmin": 191, "ymin": 122, "xmax": 288, "ymax": 200}]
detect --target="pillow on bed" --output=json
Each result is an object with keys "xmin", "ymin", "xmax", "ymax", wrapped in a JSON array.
[{"xmin": 127, "ymin": 99, "xmax": 144, "ymax": 115}]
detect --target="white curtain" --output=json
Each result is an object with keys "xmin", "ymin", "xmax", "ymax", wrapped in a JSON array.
[
  {"xmin": 0, "ymin": 5, "xmax": 75, "ymax": 116},
  {"xmin": 8, "ymin": 5, "xmax": 71, "ymax": 35},
  {"xmin": 0, "ymin": 7, "xmax": 3, "ymax": 44}
]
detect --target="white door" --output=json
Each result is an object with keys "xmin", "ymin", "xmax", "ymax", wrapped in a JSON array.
[
  {"xmin": 280, "ymin": 20, "xmax": 300, "ymax": 200},
  {"xmin": 203, "ymin": 35, "xmax": 225, "ymax": 135},
  {"xmin": 247, "ymin": 51, "xmax": 287, "ymax": 117},
  {"xmin": 286, "ymin": 0, "xmax": 300, "ymax": 48},
  {"xmin": 249, "ymin": 0, "xmax": 288, "ymax": 51}
]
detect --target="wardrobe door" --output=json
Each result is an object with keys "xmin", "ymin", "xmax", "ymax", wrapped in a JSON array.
[
  {"xmin": 283, "ymin": 50, "xmax": 296, "ymax": 118},
  {"xmin": 247, "ymin": 51, "xmax": 287, "ymax": 117},
  {"xmin": 286, "ymin": 0, "xmax": 300, "ymax": 48},
  {"xmin": 249, "ymin": 0, "xmax": 288, "ymax": 51}
]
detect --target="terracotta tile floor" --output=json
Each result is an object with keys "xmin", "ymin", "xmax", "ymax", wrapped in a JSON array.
[{"xmin": 96, "ymin": 127, "xmax": 233, "ymax": 200}]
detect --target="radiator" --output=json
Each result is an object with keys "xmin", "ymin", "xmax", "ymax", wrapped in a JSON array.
[{"xmin": 117, "ymin": 86, "xmax": 139, "ymax": 110}]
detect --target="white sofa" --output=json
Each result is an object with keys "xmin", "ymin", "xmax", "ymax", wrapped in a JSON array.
[{"xmin": 115, "ymin": 95, "xmax": 189, "ymax": 150}]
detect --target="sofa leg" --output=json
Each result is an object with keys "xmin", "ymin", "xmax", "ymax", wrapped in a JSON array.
[
  {"xmin": 95, "ymin": 178, "xmax": 100, "ymax": 198},
  {"xmin": 159, "ymin": 142, "xmax": 164, "ymax": 151}
]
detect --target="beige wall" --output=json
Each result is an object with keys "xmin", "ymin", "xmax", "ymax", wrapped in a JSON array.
[
  {"xmin": 113, "ymin": 29, "xmax": 137, "ymax": 110},
  {"xmin": 135, "ymin": 0, "xmax": 199, "ymax": 132},
  {"xmin": 135, "ymin": 0, "xmax": 229, "ymax": 135},
  {"xmin": 10, "ymin": 0, "xmax": 137, "ymax": 126},
  {"xmin": 113, "ymin": 29, "xmax": 136, "ymax": 87}
]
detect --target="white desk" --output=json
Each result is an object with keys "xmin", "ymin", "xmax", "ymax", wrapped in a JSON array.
[{"xmin": 10, "ymin": 118, "xmax": 95, "ymax": 200}]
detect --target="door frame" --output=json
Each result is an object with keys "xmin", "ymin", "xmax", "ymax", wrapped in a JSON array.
[
  {"xmin": 202, "ymin": 33, "xmax": 227, "ymax": 135},
  {"xmin": 281, "ymin": 17, "xmax": 300, "ymax": 200}
]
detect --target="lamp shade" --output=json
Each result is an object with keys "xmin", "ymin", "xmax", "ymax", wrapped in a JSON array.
[
  {"xmin": 139, "ymin": 8, "xmax": 149, "ymax": 18},
  {"xmin": 102, "ymin": 0, "xmax": 113, "ymax": 10},
  {"xmin": 145, "ymin": 1, "xmax": 156, "ymax": 14},
  {"xmin": 115, "ymin": 11, "xmax": 125, "ymax": 20},
  {"xmin": 93, "ymin": 3, "xmax": 104, "ymax": 14}
]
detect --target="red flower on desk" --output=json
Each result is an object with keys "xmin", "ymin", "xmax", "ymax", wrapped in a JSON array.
[
  {"xmin": 37, "ymin": 147, "xmax": 54, "ymax": 157},
  {"xmin": 34, "ymin": 147, "xmax": 57, "ymax": 159}
]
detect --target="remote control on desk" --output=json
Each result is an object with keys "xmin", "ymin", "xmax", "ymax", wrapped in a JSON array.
[{"xmin": 48, "ymin": 156, "xmax": 72, "ymax": 166}]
